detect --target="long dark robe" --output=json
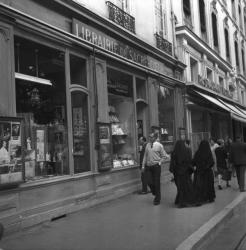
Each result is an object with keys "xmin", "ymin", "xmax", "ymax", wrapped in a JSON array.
[
  {"xmin": 171, "ymin": 140, "xmax": 195, "ymax": 206},
  {"xmin": 193, "ymin": 140, "xmax": 216, "ymax": 203}
]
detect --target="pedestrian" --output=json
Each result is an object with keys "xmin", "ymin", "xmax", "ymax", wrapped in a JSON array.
[
  {"xmin": 138, "ymin": 136, "xmax": 148, "ymax": 194},
  {"xmin": 229, "ymin": 136, "xmax": 246, "ymax": 192},
  {"xmin": 193, "ymin": 140, "xmax": 216, "ymax": 204},
  {"xmin": 209, "ymin": 138, "xmax": 219, "ymax": 175},
  {"xmin": 225, "ymin": 137, "xmax": 236, "ymax": 177},
  {"xmin": 142, "ymin": 132, "xmax": 169, "ymax": 205},
  {"xmin": 215, "ymin": 139, "xmax": 231, "ymax": 190},
  {"xmin": 170, "ymin": 140, "xmax": 198, "ymax": 208}
]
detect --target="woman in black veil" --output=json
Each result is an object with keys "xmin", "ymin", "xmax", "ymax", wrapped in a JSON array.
[
  {"xmin": 193, "ymin": 140, "xmax": 215, "ymax": 203},
  {"xmin": 170, "ymin": 140, "xmax": 197, "ymax": 208}
]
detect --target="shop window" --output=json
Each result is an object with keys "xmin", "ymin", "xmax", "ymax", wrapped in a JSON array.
[
  {"xmin": 14, "ymin": 37, "xmax": 69, "ymax": 181},
  {"xmin": 158, "ymin": 86, "xmax": 175, "ymax": 152},
  {"xmin": 136, "ymin": 77, "xmax": 147, "ymax": 140},
  {"xmin": 70, "ymin": 55, "xmax": 87, "ymax": 87},
  {"xmin": 107, "ymin": 67, "xmax": 136, "ymax": 169},
  {"xmin": 224, "ymin": 28, "xmax": 230, "ymax": 61},
  {"xmin": 190, "ymin": 57, "xmax": 198, "ymax": 82},
  {"xmin": 71, "ymin": 91, "xmax": 90, "ymax": 173}
]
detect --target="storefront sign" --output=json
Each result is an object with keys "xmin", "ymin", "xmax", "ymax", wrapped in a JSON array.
[{"xmin": 72, "ymin": 19, "xmax": 174, "ymax": 78}]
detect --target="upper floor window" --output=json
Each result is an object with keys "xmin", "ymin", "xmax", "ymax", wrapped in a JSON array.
[
  {"xmin": 234, "ymin": 40, "xmax": 240, "ymax": 71},
  {"xmin": 212, "ymin": 13, "xmax": 219, "ymax": 52},
  {"xmin": 207, "ymin": 68, "xmax": 213, "ymax": 82},
  {"xmin": 199, "ymin": 0, "xmax": 207, "ymax": 41},
  {"xmin": 183, "ymin": 0, "xmax": 192, "ymax": 29},
  {"xmin": 155, "ymin": 0, "xmax": 167, "ymax": 38},
  {"xmin": 219, "ymin": 77, "xmax": 224, "ymax": 88},
  {"xmin": 190, "ymin": 57, "xmax": 198, "ymax": 82},
  {"xmin": 232, "ymin": 0, "xmax": 236, "ymax": 19},
  {"xmin": 239, "ymin": 5, "xmax": 243, "ymax": 28},
  {"xmin": 114, "ymin": 0, "xmax": 129, "ymax": 12},
  {"xmin": 244, "ymin": 8, "xmax": 246, "ymax": 36},
  {"xmin": 242, "ymin": 47, "xmax": 245, "ymax": 75},
  {"xmin": 224, "ymin": 28, "xmax": 230, "ymax": 61}
]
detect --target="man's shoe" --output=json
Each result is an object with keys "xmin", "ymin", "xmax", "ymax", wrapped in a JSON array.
[
  {"xmin": 226, "ymin": 183, "xmax": 231, "ymax": 188},
  {"xmin": 138, "ymin": 191, "xmax": 148, "ymax": 195},
  {"xmin": 153, "ymin": 200, "xmax": 160, "ymax": 205},
  {"xmin": 218, "ymin": 185, "xmax": 222, "ymax": 190}
]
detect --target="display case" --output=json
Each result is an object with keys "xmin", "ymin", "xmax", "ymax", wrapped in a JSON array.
[
  {"xmin": 97, "ymin": 123, "xmax": 112, "ymax": 171},
  {"xmin": 0, "ymin": 117, "xmax": 24, "ymax": 187}
]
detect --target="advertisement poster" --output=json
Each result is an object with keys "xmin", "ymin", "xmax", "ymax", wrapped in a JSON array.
[
  {"xmin": 36, "ymin": 130, "xmax": 45, "ymax": 162},
  {"xmin": 73, "ymin": 107, "xmax": 83, "ymax": 137},
  {"xmin": 0, "ymin": 118, "xmax": 23, "ymax": 186}
]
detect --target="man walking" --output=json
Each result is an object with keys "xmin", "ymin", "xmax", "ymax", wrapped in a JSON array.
[
  {"xmin": 138, "ymin": 136, "xmax": 148, "ymax": 194},
  {"xmin": 229, "ymin": 136, "xmax": 246, "ymax": 192},
  {"xmin": 142, "ymin": 132, "xmax": 169, "ymax": 205}
]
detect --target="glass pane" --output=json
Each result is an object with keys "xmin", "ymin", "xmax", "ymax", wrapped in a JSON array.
[
  {"xmin": 136, "ymin": 78, "xmax": 147, "ymax": 100},
  {"xmin": 71, "ymin": 91, "xmax": 90, "ymax": 173},
  {"xmin": 107, "ymin": 67, "xmax": 136, "ymax": 168},
  {"xmin": 14, "ymin": 36, "xmax": 69, "ymax": 181},
  {"xmin": 70, "ymin": 55, "xmax": 87, "ymax": 87},
  {"xmin": 158, "ymin": 86, "xmax": 175, "ymax": 153}
]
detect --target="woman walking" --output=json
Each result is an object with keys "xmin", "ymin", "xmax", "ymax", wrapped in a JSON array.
[
  {"xmin": 215, "ymin": 139, "xmax": 231, "ymax": 190},
  {"xmin": 193, "ymin": 140, "xmax": 216, "ymax": 204},
  {"xmin": 170, "ymin": 140, "xmax": 197, "ymax": 208}
]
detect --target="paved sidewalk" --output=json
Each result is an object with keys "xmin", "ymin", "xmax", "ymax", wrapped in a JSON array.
[{"xmin": 0, "ymin": 178, "xmax": 241, "ymax": 250}]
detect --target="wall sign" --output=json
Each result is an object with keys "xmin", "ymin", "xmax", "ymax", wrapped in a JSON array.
[{"xmin": 72, "ymin": 19, "xmax": 175, "ymax": 78}]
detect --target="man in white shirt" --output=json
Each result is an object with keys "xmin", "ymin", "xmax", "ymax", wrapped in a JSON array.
[{"xmin": 142, "ymin": 132, "xmax": 169, "ymax": 205}]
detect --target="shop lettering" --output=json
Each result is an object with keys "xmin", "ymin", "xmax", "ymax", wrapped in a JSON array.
[
  {"xmin": 72, "ymin": 19, "xmax": 175, "ymax": 78},
  {"xmin": 73, "ymin": 19, "xmax": 149, "ymax": 66}
]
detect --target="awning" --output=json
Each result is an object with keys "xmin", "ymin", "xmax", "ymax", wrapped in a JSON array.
[
  {"xmin": 194, "ymin": 90, "xmax": 246, "ymax": 123},
  {"xmin": 194, "ymin": 91, "xmax": 231, "ymax": 112},
  {"xmin": 217, "ymin": 98, "xmax": 246, "ymax": 123}
]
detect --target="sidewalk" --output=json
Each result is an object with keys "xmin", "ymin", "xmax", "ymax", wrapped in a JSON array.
[{"xmin": 0, "ymin": 177, "xmax": 241, "ymax": 250}]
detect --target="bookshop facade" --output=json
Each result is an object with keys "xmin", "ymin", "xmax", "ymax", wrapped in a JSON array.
[{"xmin": 0, "ymin": 0, "xmax": 185, "ymax": 232}]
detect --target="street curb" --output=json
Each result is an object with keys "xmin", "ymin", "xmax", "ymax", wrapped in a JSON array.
[{"xmin": 175, "ymin": 192, "xmax": 246, "ymax": 250}]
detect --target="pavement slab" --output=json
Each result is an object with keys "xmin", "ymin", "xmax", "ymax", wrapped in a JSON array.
[{"xmin": 0, "ymin": 178, "xmax": 241, "ymax": 250}]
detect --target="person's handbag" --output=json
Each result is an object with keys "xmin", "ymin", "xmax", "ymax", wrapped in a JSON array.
[{"xmin": 222, "ymin": 169, "xmax": 232, "ymax": 181}]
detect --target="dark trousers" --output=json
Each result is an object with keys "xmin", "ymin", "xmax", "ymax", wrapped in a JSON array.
[
  {"xmin": 235, "ymin": 165, "xmax": 246, "ymax": 191},
  {"xmin": 141, "ymin": 171, "xmax": 148, "ymax": 192},
  {"xmin": 146, "ymin": 164, "xmax": 161, "ymax": 202}
]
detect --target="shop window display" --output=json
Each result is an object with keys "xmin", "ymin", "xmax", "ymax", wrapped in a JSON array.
[
  {"xmin": 71, "ymin": 91, "xmax": 90, "ymax": 173},
  {"xmin": 158, "ymin": 86, "xmax": 175, "ymax": 152},
  {"xmin": 107, "ymin": 68, "xmax": 136, "ymax": 168},
  {"xmin": 15, "ymin": 37, "xmax": 69, "ymax": 180}
]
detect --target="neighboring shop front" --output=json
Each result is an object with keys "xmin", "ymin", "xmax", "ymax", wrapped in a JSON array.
[{"xmin": 0, "ymin": 1, "xmax": 185, "ymax": 232}]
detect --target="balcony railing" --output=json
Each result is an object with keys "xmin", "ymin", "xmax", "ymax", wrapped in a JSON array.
[
  {"xmin": 155, "ymin": 33, "xmax": 172, "ymax": 56},
  {"xmin": 106, "ymin": 1, "xmax": 135, "ymax": 33}
]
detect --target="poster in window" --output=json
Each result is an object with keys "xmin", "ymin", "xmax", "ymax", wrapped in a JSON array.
[
  {"xmin": 98, "ymin": 123, "xmax": 112, "ymax": 171},
  {"xmin": 36, "ymin": 129, "xmax": 45, "ymax": 162},
  {"xmin": 73, "ymin": 107, "xmax": 84, "ymax": 136},
  {"xmin": 0, "ymin": 117, "xmax": 23, "ymax": 187}
]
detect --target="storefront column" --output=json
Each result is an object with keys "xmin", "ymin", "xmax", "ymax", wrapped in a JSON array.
[
  {"xmin": 174, "ymin": 87, "xmax": 185, "ymax": 138},
  {"xmin": 94, "ymin": 58, "xmax": 109, "ymax": 123},
  {"xmin": 0, "ymin": 21, "xmax": 15, "ymax": 116},
  {"xmin": 148, "ymin": 77, "xmax": 159, "ymax": 128}
]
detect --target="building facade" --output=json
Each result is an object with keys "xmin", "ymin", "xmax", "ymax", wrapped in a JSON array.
[
  {"xmin": 173, "ymin": 0, "xmax": 246, "ymax": 152},
  {"xmin": 0, "ymin": 0, "xmax": 185, "ymax": 232}
]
